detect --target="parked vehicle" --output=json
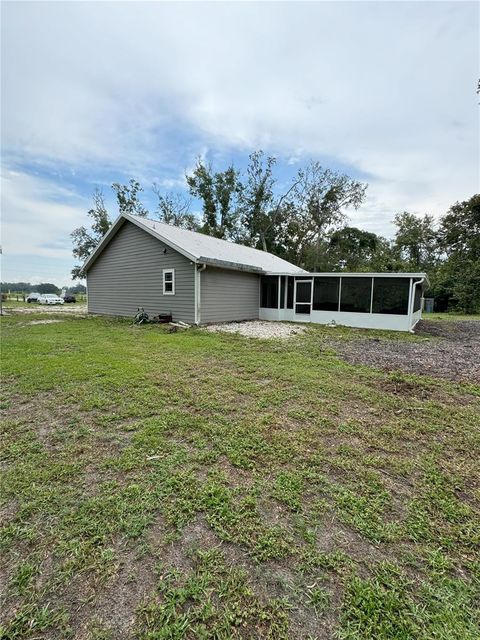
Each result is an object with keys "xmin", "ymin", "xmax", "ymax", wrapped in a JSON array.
[
  {"xmin": 38, "ymin": 294, "xmax": 64, "ymax": 305},
  {"xmin": 26, "ymin": 292, "xmax": 41, "ymax": 303},
  {"xmin": 62, "ymin": 295, "xmax": 76, "ymax": 303}
]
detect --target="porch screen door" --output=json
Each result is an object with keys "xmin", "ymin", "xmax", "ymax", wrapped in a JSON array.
[{"xmin": 295, "ymin": 280, "xmax": 313, "ymax": 314}]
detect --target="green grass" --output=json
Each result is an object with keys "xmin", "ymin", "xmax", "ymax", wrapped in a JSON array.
[
  {"xmin": 1, "ymin": 313, "xmax": 479, "ymax": 639},
  {"xmin": 424, "ymin": 311, "xmax": 480, "ymax": 321}
]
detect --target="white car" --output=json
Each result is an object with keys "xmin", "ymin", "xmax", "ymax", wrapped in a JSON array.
[{"xmin": 38, "ymin": 294, "xmax": 64, "ymax": 305}]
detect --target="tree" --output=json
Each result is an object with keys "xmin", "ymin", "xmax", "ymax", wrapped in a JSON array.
[
  {"xmin": 153, "ymin": 187, "xmax": 199, "ymax": 231},
  {"xmin": 437, "ymin": 195, "xmax": 480, "ymax": 260},
  {"xmin": 67, "ymin": 283, "xmax": 87, "ymax": 295},
  {"xmin": 435, "ymin": 194, "xmax": 480, "ymax": 313},
  {"xmin": 239, "ymin": 151, "xmax": 277, "ymax": 248},
  {"xmin": 327, "ymin": 226, "xmax": 381, "ymax": 271},
  {"xmin": 1, "ymin": 282, "xmax": 31, "ymax": 293},
  {"xmin": 71, "ymin": 189, "xmax": 111, "ymax": 278},
  {"xmin": 277, "ymin": 163, "xmax": 367, "ymax": 269},
  {"xmin": 112, "ymin": 179, "xmax": 148, "ymax": 217},
  {"xmin": 186, "ymin": 159, "xmax": 242, "ymax": 239},
  {"xmin": 37, "ymin": 283, "xmax": 60, "ymax": 294},
  {"xmin": 393, "ymin": 212, "xmax": 438, "ymax": 270}
]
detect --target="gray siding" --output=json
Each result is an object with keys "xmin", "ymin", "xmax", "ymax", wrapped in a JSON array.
[
  {"xmin": 87, "ymin": 220, "xmax": 195, "ymax": 323},
  {"xmin": 200, "ymin": 267, "xmax": 259, "ymax": 323}
]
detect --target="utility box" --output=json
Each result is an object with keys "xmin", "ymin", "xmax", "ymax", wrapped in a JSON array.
[{"xmin": 424, "ymin": 298, "xmax": 434, "ymax": 313}]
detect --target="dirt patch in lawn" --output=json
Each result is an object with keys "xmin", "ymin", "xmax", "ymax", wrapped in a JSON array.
[
  {"xmin": 332, "ymin": 319, "xmax": 480, "ymax": 383},
  {"xmin": 20, "ymin": 319, "xmax": 65, "ymax": 326}
]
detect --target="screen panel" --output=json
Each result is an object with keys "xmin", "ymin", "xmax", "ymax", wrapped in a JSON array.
[
  {"xmin": 413, "ymin": 280, "xmax": 422, "ymax": 312},
  {"xmin": 340, "ymin": 277, "xmax": 372, "ymax": 313},
  {"xmin": 372, "ymin": 278, "xmax": 410, "ymax": 315},
  {"xmin": 296, "ymin": 281, "xmax": 312, "ymax": 303},
  {"xmin": 295, "ymin": 304, "xmax": 311, "ymax": 314},
  {"xmin": 280, "ymin": 276, "xmax": 286, "ymax": 309},
  {"xmin": 313, "ymin": 277, "xmax": 340, "ymax": 311},
  {"xmin": 260, "ymin": 276, "xmax": 278, "ymax": 309},
  {"xmin": 287, "ymin": 277, "xmax": 294, "ymax": 309}
]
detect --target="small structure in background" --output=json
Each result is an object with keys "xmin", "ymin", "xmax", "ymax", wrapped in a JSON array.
[{"xmin": 424, "ymin": 298, "xmax": 435, "ymax": 313}]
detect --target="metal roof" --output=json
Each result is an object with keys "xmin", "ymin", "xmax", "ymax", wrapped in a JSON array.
[{"xmin": 83, "ymin": 213, "xmax": 307, "ymax": 274}]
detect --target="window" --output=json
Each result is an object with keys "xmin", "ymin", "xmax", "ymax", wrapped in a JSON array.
[
  {"xmin": 280, "ymin": 276, "xmax": 286, "ymax": 309},
  {"xmin": 372, "ymin": 278, "xmax": 409, "ymax": 315},
  {"xmin": 313, "ymin": 277, "xmax": 340, "ymax": 311},
  {"xmin": 163, "ymin": 269, "xmax": 175, "ymax": 295},
  {"xmin": 340, "ymin": 277, "xmax": 372, "ymax": 313},
  {"xmin": 260, "ymin": 276, "xmax": 278, "ymax": 308}
]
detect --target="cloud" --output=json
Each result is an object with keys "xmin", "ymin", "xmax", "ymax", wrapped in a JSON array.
[
  {"xmin": 1, "ymin": 0, "xmax": 478, "ymax": 281},
  {"xmin": 1, "ymin": 168, "xmax": 87, "ymax": 258}
]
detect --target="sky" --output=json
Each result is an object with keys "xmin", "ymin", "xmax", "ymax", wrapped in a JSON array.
[{"xmin": 1, "ymin": 0, "xmax": 479, "ymax": 287}]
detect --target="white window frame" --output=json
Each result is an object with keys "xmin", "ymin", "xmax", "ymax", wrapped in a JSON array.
[{"xmin": 163, "ymin": 269, "xmax": 175, "ymax": 295}]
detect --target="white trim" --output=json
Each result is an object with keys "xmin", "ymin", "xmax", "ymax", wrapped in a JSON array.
[
  {"xmin": 408, "ymin": 277, "xmax": 425, "ymax": 331},
  {"xmin": 194, "ymin": 265, "xmax": 198, "ymax": 325},
  {"xmin": 294, "ymin": 279, "xmax": 313, "ymax": 315},
  {"xmin": 195, "ymin": 263, "xmax": 206, "ymax": 325},
  {"xmin": 163, "ymin": 268, "xmax": 175, "ymax": 295},
  {"xmin": 265, "ymin": 271, "xmax": 429, "ymax": 282},
  {"xmin": 259, "ymin": 307, "xmax": 411, "ymax": 331}
]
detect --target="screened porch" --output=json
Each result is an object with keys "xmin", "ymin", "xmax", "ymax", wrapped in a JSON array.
[{"xmin": 259, "ymin": 273, "xmax": 427, "ymax": 331}]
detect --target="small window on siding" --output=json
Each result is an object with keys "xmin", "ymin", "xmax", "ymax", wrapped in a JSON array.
[{"xmin": 163, "ymin": 269, "xmax": 175, "ymax": 295}]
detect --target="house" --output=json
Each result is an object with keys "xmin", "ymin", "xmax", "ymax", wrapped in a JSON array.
[{"xmin": 83, "ymin": 213, "xmax": 428, "ymax": 331}]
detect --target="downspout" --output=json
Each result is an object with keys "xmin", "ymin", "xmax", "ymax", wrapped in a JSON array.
[
  {"xmin": 196, "ymin": 263, "xmax": 206, "ymax": 325},
  {"xmin": 409, "ymin": 277, "xmax": 425, "ymax": 333}
]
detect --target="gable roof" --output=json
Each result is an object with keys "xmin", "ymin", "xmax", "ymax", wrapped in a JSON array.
[{"xmin": 83, "ymin": 213, "xmax": 307, "ymax": 274}]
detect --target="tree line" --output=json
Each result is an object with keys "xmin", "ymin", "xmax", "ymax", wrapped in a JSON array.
[
  {"xmin": 72, "ymin": 152, "xmax": 479, "ymax": 313},
  {"xmin": 1, "ymin": 283, "xmax": 86, "ymax": 295}
]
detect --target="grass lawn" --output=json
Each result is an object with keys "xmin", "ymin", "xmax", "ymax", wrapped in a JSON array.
[
  {"xmin": 1, "ymin": 313, "xmax": 479, "ymax": 639},
  {"xmin": 424, "ymin": 312, "xmax": 480, "ymax": 321}
]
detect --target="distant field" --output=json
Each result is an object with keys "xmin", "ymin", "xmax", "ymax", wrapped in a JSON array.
[{"xmin": 1, "ymin": 312, "xmax": 479, "ymax": 639}]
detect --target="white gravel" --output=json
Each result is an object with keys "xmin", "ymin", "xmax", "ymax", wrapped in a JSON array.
[{"xmin": 204, "ymin": 320, "xmax": 307, "ymax": 339}]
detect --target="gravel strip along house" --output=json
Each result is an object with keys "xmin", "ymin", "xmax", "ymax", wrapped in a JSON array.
[{"xmin": 83, "ymin": 213, "xmax": 428, "ymax": 331}]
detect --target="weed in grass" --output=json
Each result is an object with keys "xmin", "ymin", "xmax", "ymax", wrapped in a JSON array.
[
  {"xmin": 136, "ymin": 549, "xmax": 290, "ymax": 639},
  {"xmin": 339, "ymin": 561, "xmax": 480, "ymax": 640},
  {"xmin": 0, "ymin": 602, "xmax": 70, "ymax": 640},
  {"xmin": 8, "ymin": 558, "xmax": 39, "ymax": 597}
]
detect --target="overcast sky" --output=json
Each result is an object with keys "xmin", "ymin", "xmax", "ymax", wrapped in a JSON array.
[{"xmin": 1, "ymin": 1, "xmax": 479, "ymax": 286}]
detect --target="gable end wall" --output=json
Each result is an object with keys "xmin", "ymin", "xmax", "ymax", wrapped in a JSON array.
[{"xmin": 86, "ymin": 220, "xmax": 195, "ymax": 322}]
